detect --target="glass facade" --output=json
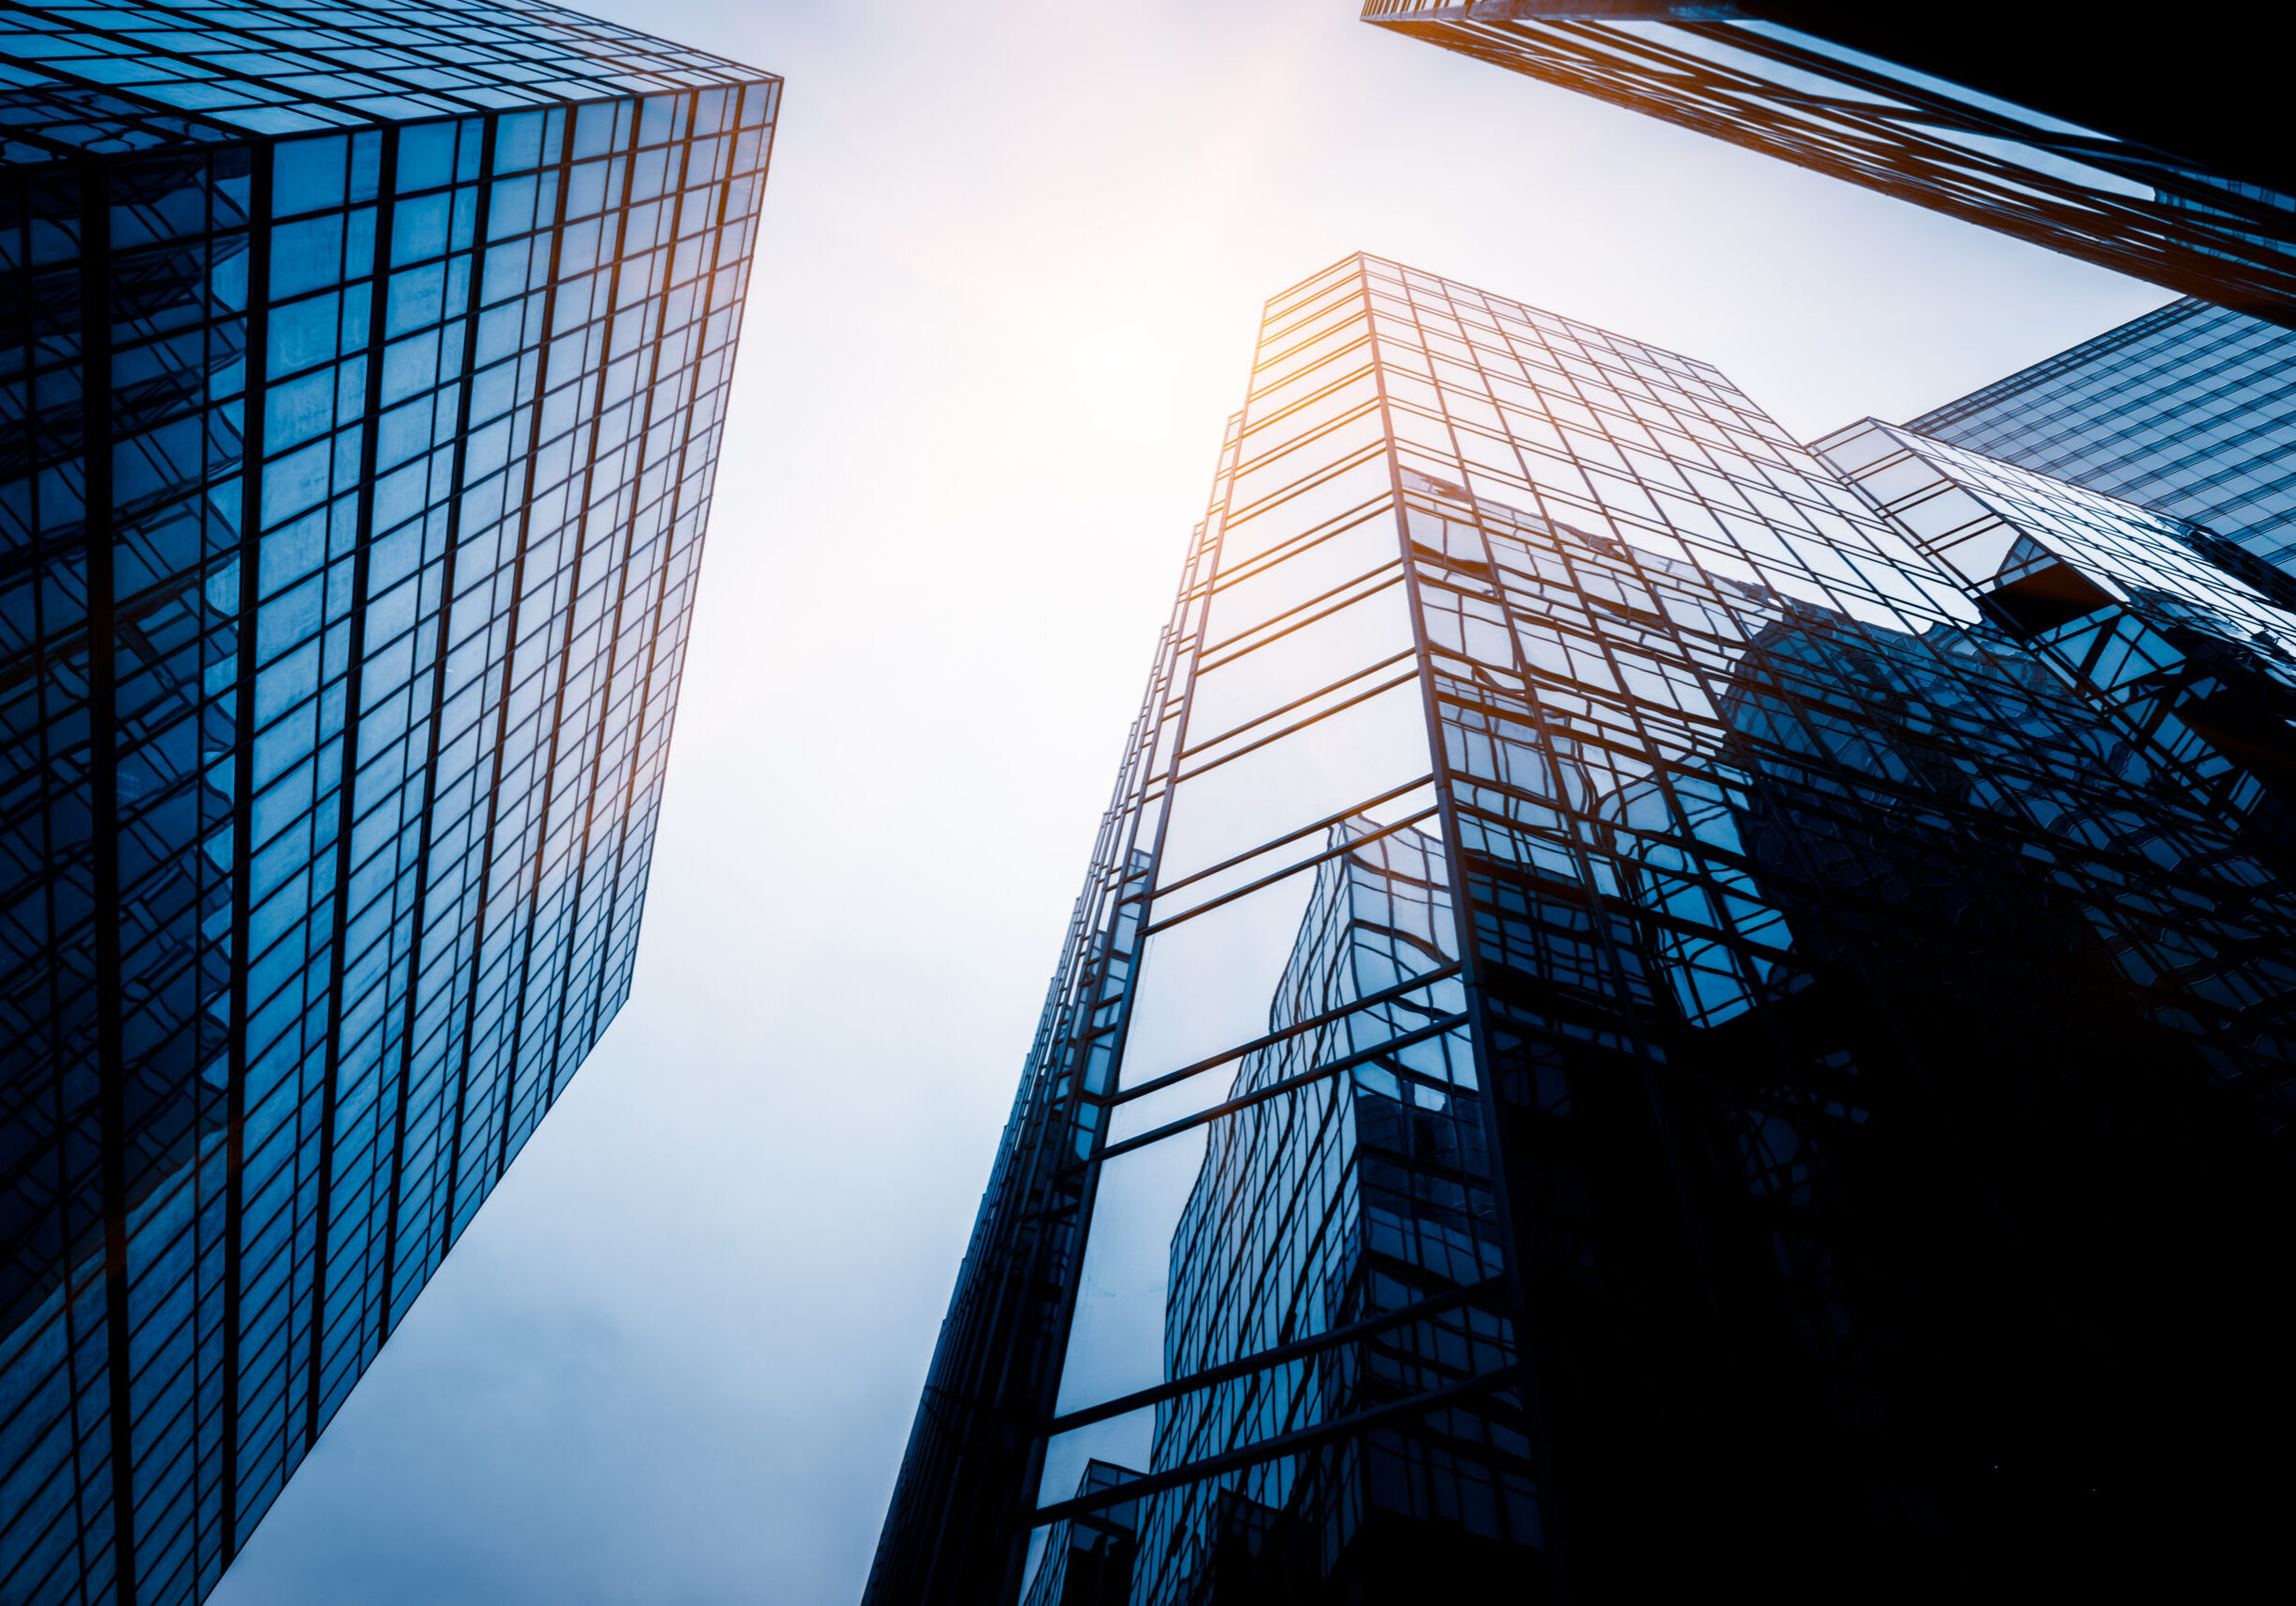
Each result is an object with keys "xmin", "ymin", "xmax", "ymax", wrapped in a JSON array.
[
  {"xmin": 1816, "ymin": 415, "xmax": 2296, "ymax": 887},
  {"xmin": 869, "ymin": 254, "xmax": 2296, "ymax": 1604},
  {"xmin": 1360, "ymin": 3, "xmax": 2296, "ymax": 325},
  {"xmin": 1906, "ymin": 298, "xmax": 2296, "ymax": 573},
  {"xmin": 0, "ymin": 8, "xmax": 778, "ymax": 1604}
]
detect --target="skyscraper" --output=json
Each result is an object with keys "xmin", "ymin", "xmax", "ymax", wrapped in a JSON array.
[
  {"xmin": 869, "ymin": 254, "xmax": 2296, "ymax": 1604},
  {"xmin": 0, "ymin": 7, "xmax": 777, "ymax": 1602},
  {"xmin": 1360, "ymin": 4, "xmax": 2296, "ymax": 325},
  {"xmin": 1904, "ymin": 298, "xmax": 2296, "ymax": 573}
]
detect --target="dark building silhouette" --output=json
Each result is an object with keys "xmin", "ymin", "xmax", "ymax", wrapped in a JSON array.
[
  {"xmin": 869, "ymin": 256, "xmax": 2296, "ymax": 1605},
  {"xmin": 0, "ymin": 6, "xmax": 777, "ymax": 1602},
  {"xmin": 1362, "ymin": 3, "xmax": 2296, "ymax": 324}
]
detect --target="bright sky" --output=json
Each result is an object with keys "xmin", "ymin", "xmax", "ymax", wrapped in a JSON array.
[{"xmin": 206, "ymin": 3, "xmax": 2170, "ymax": 1601}]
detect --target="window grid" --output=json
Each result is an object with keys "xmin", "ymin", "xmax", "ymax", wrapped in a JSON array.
[
  {"xmin": 1, "ymin": 12, "xmax": 777, "ymax": 1600},
  {"xmin": 1908, "ymin": 298, "xmax": 2296, "ymax": 570},
  {"xmin": 873, "ymin": 254, "xmax": 2296, "ymax": 1606}
]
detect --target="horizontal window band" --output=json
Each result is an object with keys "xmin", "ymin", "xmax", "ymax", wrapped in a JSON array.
[
  {"xmin": 1101, "ymin": 961, "xmax": 1462, "ymax": 1107},
  {"xmin": 1247, "ymin": 332, "xmax": 1375, "ymax": 402},
  {"xmin": 1239, "ymin": 360, "xmax": 1380, "ymax": 445},
  {"xmin": 1031, "ymin": 1369, "xmax": 1511, "ymax": 1529},
  {"xmin": 1070, "ymin": 943, "xmax": 1457, "ymax": 1072},
  {"xmin": 1177, "ymin": 650, "xmax": 1418, "ymax": 772},
  {"xmin": 1141, "ymin": 803, "xmax": 1443, "ymax": 938},
  {"xmin": 1197, "ymin": 561, "xmax": 1405, "ymax": 667},
  {"xmin": 1232, "ymin": 394, "xmax": 1382, "ymax": 482},
  {"xmin": 1170, "ymin": 668, "xmax": 1422, "ymax": 790},
  {"xmin": 1257, "ymin": 290, "xmax": 1364, "ymax": 353},
  {"xmin": 1192, "ymin": 568, "xmax": 1407, "ymax": 683},
  {"xmin": 1054, "ymin": 1509, "xmax": 1137, "ymax": 1541},
  {"xmin": 1204, "ymin": 497, "xmax": 1391, "ymax": 598},
  {"xmin": 1147, "ymin": 772, "xmax": 1436, "ymax": 902},
  {"xmin": 1074, "ymin": 1011, "xmax": 1472, "ymax": 1172},
  {"xmin": 1221, "ymin": 452, "xmax": 1389, "ymax": 532},
  {"xmin": 1045, "ymin": 1275, "xmax": 1507, "ymax": 1438},
  {"xmin": 1256, "ymin": 292, "xmax": 1369, "ymax": 360}
]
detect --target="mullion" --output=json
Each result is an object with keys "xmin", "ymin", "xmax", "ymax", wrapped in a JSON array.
[
  {"xmin": 432, "ymin": 100, "xmax": 606, "ymax": 1268},
  {"xmin": 296, "ymin": 116, "xmax": 398, "ymax": 1458},
  {"xmin": 1104, "ymin": 960, "xmax": 1464, "ymax": 1110},
  {"xmin": 1139, "ymin": 803, "xmax": 1443, "ymax": 940},
  {"xmin": 1073, "ymin": 1011, "xmax": 1472, "ymax": 1177},
  {"xmin": 1169, "ymin": 664, "xmax": 1418, "ymax": 787},
  {"xmin": 1031, "ymin": 1373, "xmax": 1507, "ymax": 1530},
  {"xmin": 1145, "ymin": 772, "xmax": 1434, "ymax": 902},
  {"xmin": 568, "ymin": 92, "xmax": 743, "ymax": 1062},
  {"xmin": 1044, "ymin": 1275, "xmax": 1506, "ymax": 1437},
  {"xmin": 489, "ymin": 98, "xmax": 662, "ymax": 1185},
  {"xmin": 531, "ymin": 92, "xmax": 704, "ymax": 1119},
  {"xmin": 375, "ymin": 103, "xmax": 538, "ymax": 1348}
]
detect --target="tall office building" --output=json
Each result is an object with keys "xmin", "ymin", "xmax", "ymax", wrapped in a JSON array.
[
  {"xmin": 1905, "ymin": 298, "xmax": 2296, "ymax": 573},
  {"xmin": 869, "ymin": 254, "xmax": 2296, "ymax": 1604},
  {"xmin": 0, "ymin": 6, "xmax": 777, "ymax": 1602},
  {"xmin": 1360, "ymin": 3, "xmax": 2296, "ymax": 325}
]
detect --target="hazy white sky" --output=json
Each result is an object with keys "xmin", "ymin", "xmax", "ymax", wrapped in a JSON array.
[{"xmin": 208, "ymin": 3, "xmax": 2169, "ymax": 1601}]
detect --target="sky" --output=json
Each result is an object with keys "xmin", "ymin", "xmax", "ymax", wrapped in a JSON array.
[{"xmin": 206, "ymin": 3, "xmax": 2172, "ymax": 1602}]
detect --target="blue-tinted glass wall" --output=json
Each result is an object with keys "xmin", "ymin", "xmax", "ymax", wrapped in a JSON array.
[
  {"xmin": 871, "ymin": 255, "xmax": 2296, "ymax": 1606},
  {"xmin": 0, "ymin": 35, "xmax": 778, "ymax": 1606},
  {"xmin": 1907, "ymin": 299, "xmax": 2296, "ymax": 573}
]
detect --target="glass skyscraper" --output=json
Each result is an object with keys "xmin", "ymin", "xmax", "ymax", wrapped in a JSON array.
[
  {"xmin": 1904, "ymin": 298, "xmax": 2296, "ymax": 574},
  {"xmin": 0, "ymin": 6, "xmax": 777, "ymax": 1603},
  {"xmin": 1360, "ymin": 3, "xmax": 2296, "ymax": 325},
  {"xmin": 869, "ymin": 254, "xmax": 2296, "ymax": 1604}
]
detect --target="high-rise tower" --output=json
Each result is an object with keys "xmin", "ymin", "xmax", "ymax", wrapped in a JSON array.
[
  {"xmin": 0, "ymin": 7, "xmax": 777, "ymax": 1602},
  {"xmin": 1904, "ymin": 299, "xmax": 2296, "ymax": 574},
  {"xmin": 869, "ymin": 254, "xmax": 2296, "ymax": 1604},
  {"xmin": 1361, "ymin": 3, "xmax": 2296, "ymax": 325}
]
